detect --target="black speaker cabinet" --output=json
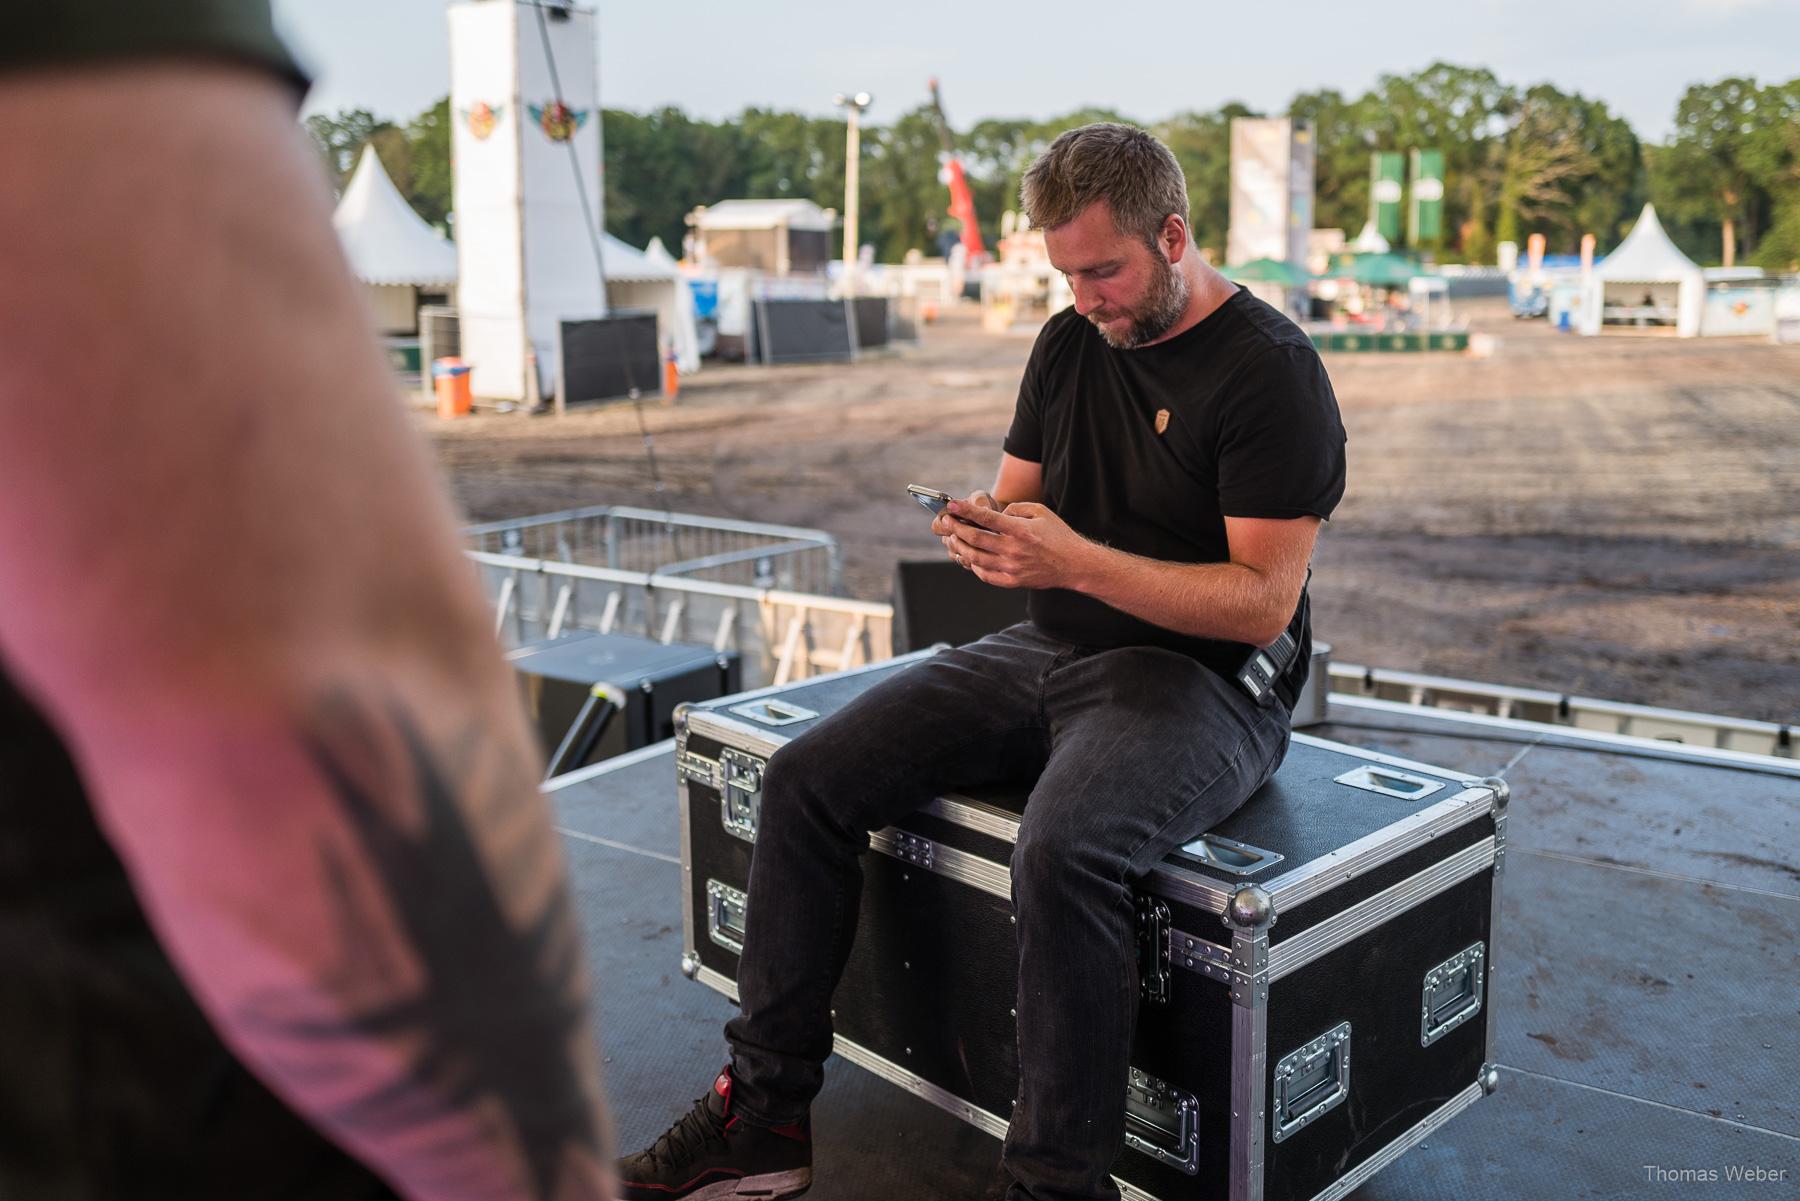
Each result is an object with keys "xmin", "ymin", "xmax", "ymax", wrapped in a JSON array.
[
  {"xmin": 509, "ymin": 631, "xmax": 740, "ymax": 775},
  {"xmin": 890, "ymin": 559, "xmax": 1032, "ymax": 654}
]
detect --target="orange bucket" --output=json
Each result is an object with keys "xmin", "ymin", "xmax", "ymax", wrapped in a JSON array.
[{"xmin": 432, "ymin": 357, "xmax": 472, "ymax": 419}]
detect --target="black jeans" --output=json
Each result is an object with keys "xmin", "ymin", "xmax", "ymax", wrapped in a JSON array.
[{"xmin": 723, "ymin": 622, "xmax": 1291, "ymax": 1201}]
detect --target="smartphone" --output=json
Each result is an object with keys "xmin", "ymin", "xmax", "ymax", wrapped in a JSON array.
[{"xmin": 906, "ymin": 484, "xmax": 953, "ymax": 516}]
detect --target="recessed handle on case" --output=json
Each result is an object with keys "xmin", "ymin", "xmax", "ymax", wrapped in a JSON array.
[
  {"xmin": 718, "ymin": 749, "xmax": 764, "ymax": 843},
  {"xmin": 1175, "ymin": 833, "xmax": 1285, "ymax": 876},
  {"xmin": 706, "ymin": 879, "xmax": 748, "ymax": 955},
  {"xmin": 1421, "ymin": 942, "xmax": 1486, "ymax": 1047},
  {"xmin": 1334, "ymin": 765, "xmax": 1446, "ymax": 801},
  {"xmin": 1272, "ymin": 1021, "xmax": 1352, "ymax": 1143},
  {"xmin": 729, "ymin": 698, "xmax": 819, "ymax": 727},
  {"xmin": 1124, "ymin": 1067, "xmax": 1200, "ymax": 1175}
]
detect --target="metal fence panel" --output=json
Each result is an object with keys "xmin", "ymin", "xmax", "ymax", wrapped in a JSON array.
[
  {"xmin": 465, "ymin": 508, "xmax": 877, "ymax": 688},
  {"xmin": 463, "ymin": 505, "xmax": 842, "ymax": 596}
]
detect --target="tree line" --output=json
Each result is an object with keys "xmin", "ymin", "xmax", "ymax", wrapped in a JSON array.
[{"xmin": 305, "ymin": 62, "xmax": 1800, "ymax": 271}]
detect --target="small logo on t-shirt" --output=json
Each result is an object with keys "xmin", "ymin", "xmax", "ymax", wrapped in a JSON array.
[{"xmin": 1154, "ymin": 408, "xmax": 1171, "ymax": 435}]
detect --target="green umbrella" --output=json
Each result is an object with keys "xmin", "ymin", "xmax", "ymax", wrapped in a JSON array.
[
  {"xmin": 1346, "ymin": 254, "xmax": 1420, "ymax": 287},
  {"xmin": 1226, "ymin": 257, "xmax": 1309, "ymax": 287}
]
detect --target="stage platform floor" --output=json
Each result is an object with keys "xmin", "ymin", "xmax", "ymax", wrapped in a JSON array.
[{"xmin": 546, "ymin": 694, "xmax": 1800, "ymax": 1200}]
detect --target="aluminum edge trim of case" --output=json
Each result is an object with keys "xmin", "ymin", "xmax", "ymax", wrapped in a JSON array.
[
  {"xmin": 831, "ymin": 1037, "xmax": 1009, "ymax": 1141},
  {"xmin": 1265, "ymin": 837, "xmax": 1496, "ymax": 982},
  {"xmin": 923, "ymin": 795, "xmax": 1022, "ymax": 842},
  {"xmin": 1481, "ymin": 777, "xmax": 1510, "ymax": 1074},
  {"xmin": 677, "ymin": 737, "xmax": 701, "ymax": 983},
  {"xmin": 1300, "ymin": 1082, "xmax": 1484, "ymax": 1201},
  {"xmin": 688, "ymin": 709, "xmax": 787, "ymax": 759},
  {"xmin": 1227, "ymin": 921, "xmax": 1272, "ymax": 1201},
  {"xmin": 1144, "ymin": 863, "xmax": 1237, "ymax": 917},
  {"xmin": 868, "ymin": 827, "xmax": 1012, "ymax": 900},
  {"xmin": 1263, "ymin": 784, "xmax": 1495, "ymax": 914},
  {"xmin": 695, "ymin": 963, "xmax": 740, "ymax": 1003}
]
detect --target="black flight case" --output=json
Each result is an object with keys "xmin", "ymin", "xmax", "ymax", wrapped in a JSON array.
[{"xmin": 673, "ymin": 650, "xmax": 1508, "ymax": 1201}]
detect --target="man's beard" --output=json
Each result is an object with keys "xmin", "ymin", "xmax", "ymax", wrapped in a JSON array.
[{"xmin": 1090, "ymin": 259, "xmax": 1190, "ymax": 349}]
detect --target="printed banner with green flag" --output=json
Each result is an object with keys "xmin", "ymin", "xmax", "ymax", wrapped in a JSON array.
[
  {"xmin": 1369, "ymin": 152, "xmax": 1404, "ymax": 244},
  {"xmin": 1409, "ymin": 148, "xmax": 1444, "ymax": 247}
]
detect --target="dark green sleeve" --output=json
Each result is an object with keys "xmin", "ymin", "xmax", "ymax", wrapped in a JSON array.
[{"xmin": 1, "ymin": 1, "xmax": 307, "ymax": 94}]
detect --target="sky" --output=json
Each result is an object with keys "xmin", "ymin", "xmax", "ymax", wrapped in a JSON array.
[{"xmin": 274, "ymin": 0, "xmax": 1796, "ymax": 144}]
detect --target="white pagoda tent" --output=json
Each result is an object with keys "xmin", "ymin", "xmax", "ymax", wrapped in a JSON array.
[
  {"xmin": 1578, "ymin": 203, "xmax": 1704, "ymax": 337},
  {"xmin": 332, "ymin": 145, "xmax": 458, "ymax": 335}
]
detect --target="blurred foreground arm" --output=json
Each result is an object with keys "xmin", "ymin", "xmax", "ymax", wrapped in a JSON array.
[{"xmin": 0, "ymin": 64, "xmax": 611, "ymax": 1200}]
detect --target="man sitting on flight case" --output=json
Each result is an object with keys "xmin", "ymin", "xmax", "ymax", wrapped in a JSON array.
[{"xmin": 620, "ymin": 122, "xmax": 1347, "ymax": 1201}]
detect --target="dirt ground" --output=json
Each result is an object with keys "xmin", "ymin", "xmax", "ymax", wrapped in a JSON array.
[{"xmin": 425, "ymin": 299, "xmax": 1800, "ymax": 724}]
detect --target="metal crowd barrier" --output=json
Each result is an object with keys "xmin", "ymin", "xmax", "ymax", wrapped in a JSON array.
[
  {"xmin": 468, "ymin": 554, "xmax": 892, "ymax": 689},
  {"xmin": 1329, "ymin": 662, "xmax": 1792, "ymax": 758},
  {"xmin": 465, "ymin": 507, "xmax": 878, "ymax": 688},
  {"xmin": 464, "ymin": 505, "xmax": 843, "ymax": 596}
]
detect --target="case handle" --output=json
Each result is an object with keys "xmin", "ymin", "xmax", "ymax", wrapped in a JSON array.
[
  {"xmin": 1272, "ymin": 1021, "xmax": 1352, "ymax": 1143},
  {"xmin": 1421, "ymin": 942, "xmax": 1486, "ymax": 1047}
]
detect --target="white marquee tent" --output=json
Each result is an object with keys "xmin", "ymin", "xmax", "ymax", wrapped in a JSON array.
[
  {"xmin": 332, "ymin": 145, "xmax": 458, "ymax": 335},
  {"xmin": 1578, "ymin": 203, "xmax": 1704, "ymax": 337}
]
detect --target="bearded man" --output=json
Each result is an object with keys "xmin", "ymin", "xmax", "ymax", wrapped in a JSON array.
[{"xmin": 619, "ymin": 122, "xmax": 1347, "ymax": 1201}]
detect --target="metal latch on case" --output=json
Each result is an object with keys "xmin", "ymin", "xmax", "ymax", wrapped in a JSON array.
[
  {"xmin": 677, "ymin": 750, "xmax": 721, "ymax": 790},
  {"xmin": 1136, "ymin": 896, "xmax": 1172, "ymax": 1005}
]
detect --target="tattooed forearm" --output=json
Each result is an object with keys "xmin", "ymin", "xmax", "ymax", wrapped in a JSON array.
[{"xmin": 232, "ymin": 691, "xmax": 608, "ymax": 1201}]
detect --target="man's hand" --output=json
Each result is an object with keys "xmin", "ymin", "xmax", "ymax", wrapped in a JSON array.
[
  {"xmin": 929, "ymin": 489, "xmax": 999, "ymax": 542},
  {"xmin": 940, "ymin": 499, "xmax": 1097, "ymax": 590}
]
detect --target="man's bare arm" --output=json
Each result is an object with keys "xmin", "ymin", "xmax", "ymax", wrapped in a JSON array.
[
  {"xmin": 988, "ymin": 452, "xmax": 1044, "ymax": 508},
  {"xmin": 0, "ymin": 64, "xmax": 609, "ymax": 1200},
  {"xmin": 1069, "ymin": 515, "xmax": 1319, "ymax": 645}
]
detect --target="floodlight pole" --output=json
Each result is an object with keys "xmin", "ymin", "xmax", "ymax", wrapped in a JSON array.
[{"xmin": 834, "ymin": 91, "xmax": 872, "ymax": 293}]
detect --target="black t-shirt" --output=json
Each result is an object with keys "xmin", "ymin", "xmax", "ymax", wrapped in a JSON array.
[
  {"xmin": 1003, "ymin": 288, "xmax": 1346, "ymax": 704},
  {"xmin": 0, "ymin": 10, "xmax": 391, "ymax": 1199}
]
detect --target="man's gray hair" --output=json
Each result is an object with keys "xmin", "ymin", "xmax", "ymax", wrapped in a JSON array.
[{"xmin": 1019, "ymin": 123, "xmax": 1189, "ymax": 249}]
